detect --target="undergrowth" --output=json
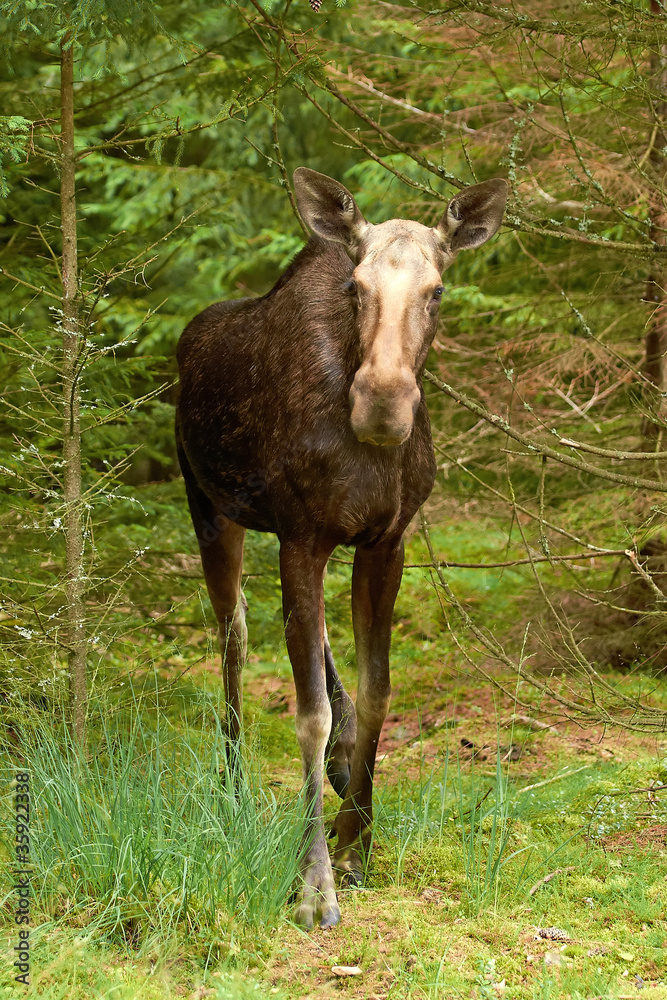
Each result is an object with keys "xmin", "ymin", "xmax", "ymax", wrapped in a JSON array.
[{"xmin": 0, "ymin": 696, "xmax": 308, "ymax": 954}]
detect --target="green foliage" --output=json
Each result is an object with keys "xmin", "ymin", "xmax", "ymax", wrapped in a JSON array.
[
  {"xmin": 0, "ymin": 0, "xmax": 172, "ymax": 55},
  {"xmin": 0, "ymin": 115, "xmax": 31, "ymax": 196},
  {"xmin": 454, "ymin": 751, "xmax": 534, "ymax": 916},
  {"xmin": 0, "ymin": 696, "xmax": 308, "ymax": 941},
  {"xmin": 0, "ymin": 0, "xmax": 320, "ymax": 707}
]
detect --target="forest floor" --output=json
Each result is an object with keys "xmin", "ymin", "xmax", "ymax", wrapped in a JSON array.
[{"xmin": 2, "ymin": 511, "xmax": 667, "ymax": 999}]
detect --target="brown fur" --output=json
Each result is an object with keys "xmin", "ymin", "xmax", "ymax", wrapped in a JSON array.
[
  {"xmin": 176, "ymin": 237, "xmax": 436, "ymax": 544},
  {"xmin": 175, "ymin": 169, "xmax": 507, "ymax": 929}
]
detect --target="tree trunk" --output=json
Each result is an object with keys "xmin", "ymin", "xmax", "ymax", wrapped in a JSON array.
[
  {"xmin": 60, "ymin": 36, "xmax": 87, "ymax": 744},
  {"xmin": 643, "ymin": 0, "xmax": 667, "ymax": 444}
]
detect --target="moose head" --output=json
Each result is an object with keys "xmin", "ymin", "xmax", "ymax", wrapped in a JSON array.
[{"xmin": 294, "ymin": 167, "xmax": 508, "ymax": 447}]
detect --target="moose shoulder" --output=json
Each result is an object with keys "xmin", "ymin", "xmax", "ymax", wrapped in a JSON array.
[{"xmin": 175, "ymin": 168, "xmax": 507, "ymax": 929}]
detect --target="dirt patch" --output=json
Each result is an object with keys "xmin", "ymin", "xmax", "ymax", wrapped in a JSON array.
[
  {"xmin": 245, "ymin": 669, "xmax": 296, "ymax": 717},
  {"xmin": 600, "ymin": 823, "xmax": 667, "ymax": 853},
  {"xmin": 242, "ymin": 662, "xmax": 663, "ymax": 792},
  {"xmin": 374, "ymin": 676, "xmax": 636, "ymax": 784}
]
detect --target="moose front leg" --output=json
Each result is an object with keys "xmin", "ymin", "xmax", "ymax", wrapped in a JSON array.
[
  {"xmin": 334, "ymin": 537, "xmax": 404, "ymax": 884},
  {"xmin": 280, "ymin": 539, "xmax": 339, "ymax": 929}
]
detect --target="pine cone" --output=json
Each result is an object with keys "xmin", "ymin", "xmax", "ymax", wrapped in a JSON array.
[{"xmin": 536, "ymin": 927, "xmax": 571, "ymax": 942}]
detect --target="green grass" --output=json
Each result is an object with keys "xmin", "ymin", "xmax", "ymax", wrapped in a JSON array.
[
  {"xmin": 1, "ymin": 696, "xmax": 308, "ymax": 964},
  {"xmin": 3, "ymin": 686, "xmax": 667, "ymax": 998},
  {"xmin": 3, "ymin": 513, "xmax": 667, "ymax": 998}
]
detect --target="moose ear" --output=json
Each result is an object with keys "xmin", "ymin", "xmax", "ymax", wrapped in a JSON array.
[
  {"xmin": 436, "ymin": 178, "xmax": 508, "ymax": 253},
  {"xmin": 294, "ymin": 167, "xmax": 368, "ymax": 250}
]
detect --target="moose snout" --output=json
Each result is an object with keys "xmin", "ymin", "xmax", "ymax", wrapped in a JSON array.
[{"xmin": 349, "ymin": 366, "xmax": 420, "ymax": 447}]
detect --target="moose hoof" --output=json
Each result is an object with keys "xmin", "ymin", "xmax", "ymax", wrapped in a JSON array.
[
  {"xmin": 319, "ymin": 903, "xmax": 342, "ymax": 929},
  {"xmin": 294, "ymin": 859, "xmax": 340, "ymax": 930},
  {"xmin": 341, "ymin": 867, "xmax": 363, "ymax": 889},
  {"xmin": 294, "ymin": 895, "xmax": 341, "ymax": 930},
  {"xmin": 334, "ymin": 847, "xmax": 365, "ymax": 889}
]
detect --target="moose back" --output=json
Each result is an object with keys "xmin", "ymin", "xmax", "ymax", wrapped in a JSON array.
[{"xmin": 175, "ymin": 168, "xmax": 507, "ymax": 928}]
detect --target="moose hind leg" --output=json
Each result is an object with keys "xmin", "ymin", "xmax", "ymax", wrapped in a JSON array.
[
  {"xmin": 202, "ymin": 520, "xmax": 246, "ymax": 750},
  {"xmin": 324, "ymin": 629, "xmax": 357, "ymax": 800},
  {"xmin": 183, "ymin": 479, "xmax": 247, "ymax": 751},
  {"xmin": 218, "ymin": 588, "xmax": 247, "ymax": 748}
]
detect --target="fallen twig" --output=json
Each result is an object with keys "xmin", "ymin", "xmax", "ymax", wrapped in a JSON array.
[
  {"xmin": 516, "ymin": 765, "xmax": 592, "ymax": 795},
  {"xmin": 506, "ymin": 713, "xmax": 560, "ymax": 735},
  {"xmin": 529, "ymin": 867, "xmax": 576, "ymax": 896}
]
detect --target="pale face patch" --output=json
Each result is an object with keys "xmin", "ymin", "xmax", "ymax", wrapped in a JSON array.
[{"xmin": 348, "ymin": 222, "xmax": 449, "ymax": 447}]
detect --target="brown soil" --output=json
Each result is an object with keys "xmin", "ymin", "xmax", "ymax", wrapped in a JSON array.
[
  {"xmin": 600, "ymin": 824, "xmax": 667, "ymax": 853},
  {"xmin": 242, "ymin": 660, "xmax": 665, "ymax": 775}
]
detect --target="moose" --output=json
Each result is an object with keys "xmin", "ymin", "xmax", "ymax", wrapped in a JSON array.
[{"xmin": 175, "ymin": 168, "xmax": 507, "ymax": 929}]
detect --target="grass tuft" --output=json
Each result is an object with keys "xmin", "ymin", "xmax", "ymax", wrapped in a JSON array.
[{"xmin": 1, "ymin": 695, "xmax": 308, "ymax": 949}]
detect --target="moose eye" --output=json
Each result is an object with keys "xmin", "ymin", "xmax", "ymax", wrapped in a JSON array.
[
  {"xmin": 343, "ymin": 279, "xmax": 358, "ymax": 295},
  {"xmin": 433, "ymin": 286, "xmax": 444, "ymax": 300}
]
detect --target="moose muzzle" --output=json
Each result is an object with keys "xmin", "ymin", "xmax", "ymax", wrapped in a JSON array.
[{"xmin": 348, "ymin": 365, "xmax": 420, "ymax": 447}]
